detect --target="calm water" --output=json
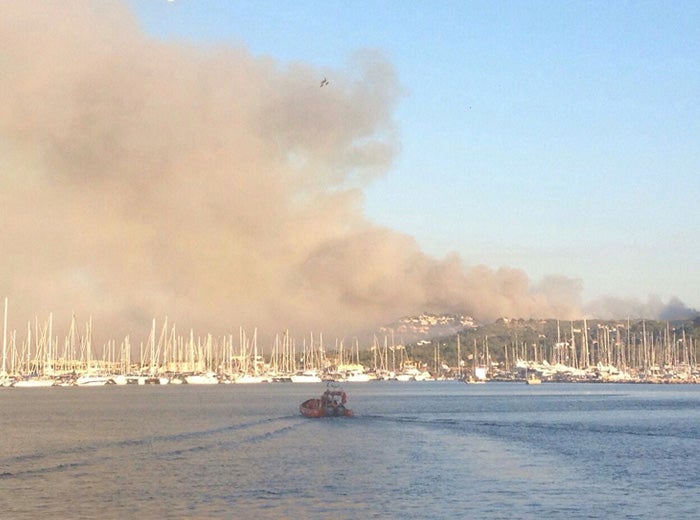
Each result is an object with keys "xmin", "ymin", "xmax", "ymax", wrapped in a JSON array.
[{"xmin": 1, "ymin": 382, "xmax": 699, "ymax": 519}]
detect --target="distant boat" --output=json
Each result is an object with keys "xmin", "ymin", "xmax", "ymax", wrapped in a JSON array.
[
  {"xmin": 395, "ymin": 365, "xmax": 424, "ymax": 382},
  {"xmin": 110, "ymin": 375, "xmax": 128, "ymax": 386},
  {"xmin": 75, "ymin": 374, "xmax": 112, "ymax": 386},
  {"xmin": 345, "ymin": 371, "xmax": 372, "ymax": 382},
  {"xmin": 144, "ymin": 376, "xmax": 170, "ymax": 385},
  {"xmin": 300, "ymin": 385, "xmax": 353, "ymax": 418},
  {"xmin": 290, "ymin": 370, "xmax": 322, "ymax": 383},
  {"xmin": 11, "ymin": 377, "xmax": 55, "ymax": 388},
  {"xmin": 233, "ymin": 374, "xmax": 267, "ymax": 384},
  {"xmin": 526, "ymin": 373, "xmax": 542, "ymax": 385},
  {"xmin": 464, "ymin": 365, "xmax": 488, "ymax": 384},
  {"xmin": 184, "ymin": 372, "xmax": 219, "ymax": 385}
]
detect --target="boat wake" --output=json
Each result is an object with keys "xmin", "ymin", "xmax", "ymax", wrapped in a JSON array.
[
  {"xmin": 0, "ymin": 416, "xmax": 302, "ymax": 480},
  {"xmin": 162, "ymin": 422, "xmax": 299, "ymax": 458}
]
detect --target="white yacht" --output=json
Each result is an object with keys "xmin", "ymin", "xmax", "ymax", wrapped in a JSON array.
[
  {"xmin": 184, "ymin": 372, "xmax": 219, "ymax": 385},
  {"xmin": 290, "ymin": 370, "xmax": 322, "ymax": 383},
  {"xmin": 74, "ymin": 374, "xmax": 112, "ymax": 386},
  {"xmin": 11, "ymin": 377, "xmax": 56, "ymax": 388},
  {"xmin": 233, "ymin": 374, "xmax": 267, "ymax": 384}
]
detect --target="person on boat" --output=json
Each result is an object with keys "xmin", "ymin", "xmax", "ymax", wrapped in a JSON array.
[{"xmin": 322, "ymin": 389, "xmax": 331, "ymax": 406}]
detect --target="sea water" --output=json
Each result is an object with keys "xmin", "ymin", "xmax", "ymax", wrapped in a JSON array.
[{"xmin": 1, "ymin": 382, "xmax": 699, "ymax": 519}]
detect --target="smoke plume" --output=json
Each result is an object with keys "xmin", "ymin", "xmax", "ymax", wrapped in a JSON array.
[
  {"xmin": 585, "ymin": 296, "xmax": 699, "ymax": 322},
  {"xmin": 1, "ymin": 1, "xmax": 588, "ymax": 344}
]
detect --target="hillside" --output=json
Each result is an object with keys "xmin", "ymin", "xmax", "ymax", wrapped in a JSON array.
[{"xmin": 364, "ymin": 313, "xmax": 700, "ymax": 371}]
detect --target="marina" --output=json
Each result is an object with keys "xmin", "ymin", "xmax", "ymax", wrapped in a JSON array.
[{"xmin": 3, "ymin": 298, "xmax": 700, "ymax": 387}]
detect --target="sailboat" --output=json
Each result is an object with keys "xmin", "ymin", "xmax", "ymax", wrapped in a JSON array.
[
  {"xmin": 13, "ymin": 315, "xmax": 56, "ymax": 387},
  {"xmin": 74, "ymin": 374, "xmax": 112, "ymax": 386},
  {"xmin": 290, "ymin": 369, "xmax": 322, "ymax": 383},
  {"xmin": 464, "ymin": 339, "xmax": 487, "ymax": 384},
  {"xmin": 12, "ymin": 377, "xmax": 55, "ymax": 388},
  {"xmin": 525, "ymin": 368, "xmax": 542, "ymax": 385},
  {"xmin": 232, "ymin": 327, "xmax": 267, "ymax": 383},
  {"xmin": 184, "ymin": 372, "xmax": 219, "ymax": 385},
  {"xmin": 465, "ymin": 366, "xmax": 487, "ymax": 384},
  {"xmin": 1, "ymin": 297, "xmax": 8, "ymax": 385},
  {"xmin": 75, "ymin": 317, "xmax": 110, "ymax": 386}
]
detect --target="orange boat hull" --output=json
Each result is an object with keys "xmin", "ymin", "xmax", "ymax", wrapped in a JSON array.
[{"xmin": 300, "ymin": 398, "xmax": 352, "ymax": 418}]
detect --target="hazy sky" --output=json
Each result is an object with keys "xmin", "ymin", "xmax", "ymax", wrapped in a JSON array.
[
  {"xmin": 1, "ymin": 1, "xmax": 698, "ymax": 343},
  {"xmin": 132, "ymin": 1, "xmax": 700, "ymax": 309}
]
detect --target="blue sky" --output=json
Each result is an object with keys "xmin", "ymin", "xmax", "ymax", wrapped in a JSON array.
[{"xmin": 132, "ymin": 0, "xmax": 700, "ymax": 310}]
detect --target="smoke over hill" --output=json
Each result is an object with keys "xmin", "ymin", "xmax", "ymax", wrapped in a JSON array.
[{"xmin": 0, "ymin": 2, "xmax": 690, "ymax": 345}]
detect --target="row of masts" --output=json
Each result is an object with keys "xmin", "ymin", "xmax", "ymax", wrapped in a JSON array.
[
  {"xmin": 497, "ymin": 318, "xmax": 698, "ymax": 374},
  {"xmin": 3, "ymin": 298, "xmax": 698, "ymax": 382},
  {"xmin": 0, "ymin": 298, "xmax": 414, "ymax": 379}
]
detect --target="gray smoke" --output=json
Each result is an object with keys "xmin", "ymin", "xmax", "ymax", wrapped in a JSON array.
[
  {"xmin": 585, "ymin": 296, "xmax": 699, "ymax": 321},
  {"xmin": 0, "ymin": 1, "xmax": 616, "ymax": 345}
]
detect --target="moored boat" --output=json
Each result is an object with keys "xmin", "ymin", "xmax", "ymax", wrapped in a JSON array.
[
  {"xmin": 526, "ymin": 373, "xmax": 542, "ymax": 385},
  {"xmin": 184, "ymin": 372, "xmax": 219, "ymax": 385},
  {"xmin": 290, "ymin": 370, "xmax": 323, "ymax": 383},
  {"xmin": 11, "ymin": 377, "xmax": 56, "ymax": 388},
  {"xmin": 75, "ymin": 374, "xmax": 113, "ymax": 386},
  {"xmin": 345, "ymin": 370, "xmax": 372, "ymax": 382},
  {"xmin": 300, "ymin": 385, "xmax": 353, "ymax": 418},
  {"xmin": 233, "ymin": 374, "xmax": 267, "ymax": 384}
]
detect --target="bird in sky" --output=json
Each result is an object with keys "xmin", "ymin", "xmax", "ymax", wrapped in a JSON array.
[{"xmin": 320, "ymin": 77, "xmax": 329, "ymax": 87}]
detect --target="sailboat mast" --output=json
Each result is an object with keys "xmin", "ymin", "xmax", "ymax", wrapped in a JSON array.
[
  {"xmin": 150, "ymin": 318, "xmax": 156, "ymax": 375},
  {"xmin": 253, "ymin": 327, "xmax": 258, "ymax": 376},
  {"xmin": 456, "ymin": 334, "xmax": 461, "ymax": 378},
  {"xmin": 85, "ymin": 317, "xmax": 91, "ymax": 373},
  {"xmin": 2, "ymin": 297, "xmax": 7, "ymax": 374},
  {"xmin": 48, "ymin": 312, "xmax": 53, "ymax": 376}
]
